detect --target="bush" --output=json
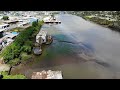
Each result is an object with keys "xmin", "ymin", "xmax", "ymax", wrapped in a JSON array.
[
  {"xmin": 25, "ymin": 41, "xmax": 33, "ymax": 46},
  {"xmin": 32, "ymin": 21, "xmax": 38, "ymax": 27},
  {"xmin": 21, "ymin": 45, "xmax": 32, "ymax": 54},
  {"xmin": 21, "ymin": 41, "xmax": 33, "ymax": 54},
  {"xmin": 2, "ymin": 45, "xmax": 14, "ymax": 63},
  {"xmin": 3, "ymin": 74, "xmax": 27, "ymax": 79},
  {"xmin": 20, "ymin": 52, "xmax": 32, "ymax": 61},
  {"xmin": 2, "ymin": 16, "xmax": 9, "ymax": 20},
  {"xmin": 8, "ymin": 58, "xmax": 20, "ymax": 66},
  {"xmin": 1, "ymin": 43, "xmax": 21, "ymax": 63},
  {"xmin": 1, "ymin": 71, "xmax": 27, "ymax": 79}
]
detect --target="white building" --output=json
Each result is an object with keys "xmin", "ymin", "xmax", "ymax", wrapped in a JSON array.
[
  {"xmin": 0, "ymin": 24, "xmax": 10, "ymax": 31},
  {"xmin": 36, "ymin": 30, "xmax": 47, "ymax": 44},
  {"xmin": 4, "ymin": 32, "xmax": 18, "ymax": 39},
  {"xmin": 17, "ymin": 21, "xmax": 29, "ymax": 27}
]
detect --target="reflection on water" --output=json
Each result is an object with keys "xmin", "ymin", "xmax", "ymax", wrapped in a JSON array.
[{"xmin": 11, "ymin": 14, "xmax": 120, "ymax": 79}]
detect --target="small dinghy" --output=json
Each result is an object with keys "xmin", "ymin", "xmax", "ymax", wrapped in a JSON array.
[{"xmin": 33, "ymin": 45, "xmax": 42, "ymax": 55}]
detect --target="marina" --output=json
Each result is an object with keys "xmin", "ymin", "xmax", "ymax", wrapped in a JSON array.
[{"xmin": 1, "ymin": 11, "xmax": 120, "ymax": 79}]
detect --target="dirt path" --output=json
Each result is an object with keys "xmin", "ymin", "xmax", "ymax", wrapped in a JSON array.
[{"xmin": 0, "ymin": 63, "xmax": 10, "ymax": 72}]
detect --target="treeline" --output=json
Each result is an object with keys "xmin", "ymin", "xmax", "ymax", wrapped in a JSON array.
[
  {"xmin": 68, "ymin": 11, "xmax": 120, "ymax": 31},
  {"xmin": 83, "ymin": 16, "xmax": 113, "ymax": 25},
  {"xmin": 67, "ymin": 11, "xmax": 120, "ymax": 18},
  {"xmin": 0, "ymin": 20, "xmax": 44, "ymax": 66},
  {"xmin": 83, "ymin": 16, "xmax": 120, "ymax": 31}
]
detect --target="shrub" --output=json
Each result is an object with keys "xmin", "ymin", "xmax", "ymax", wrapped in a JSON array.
[
  {"xmin": 21, "ymin": 41, "xmax": 33, "ymax": 54},
  {"xmin": 20, "ymin": 52, "xmax": 32, "ymax": 61},
  {"xmin": 2, "ymin": 16, "xmax": 9, "ymax": 20},
  {"xmin": 2, "ymin": 45, "xmax": 14, "ymax": 63},
  {"xmin": 1, "ymin": 43, "xmax": 21, "ymax": 63},
  {"xmin": 21, "ymin": 45, "xmax": 32, "ymax": 54},
  {"xmin": 32, "ymin": 21, "xmax": 38, "ymax": 27},
  {"xmin": 1, "ymin": 71, "xmax": 27, "ymax": 79},
  {"xmin": 8, "ymin": 58, "xmax": 20, "ymax": 66},
  {"xmin": 25, "ymin": 41, "xmax": 33, "ymax": 46}
]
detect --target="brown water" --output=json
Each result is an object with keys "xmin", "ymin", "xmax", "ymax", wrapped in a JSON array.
[{"xmin": 11, "ymin": 14, "xmax": 120, "ymax": 79}]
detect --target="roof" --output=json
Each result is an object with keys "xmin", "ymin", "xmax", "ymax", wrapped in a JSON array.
[
  {"xmin": 0, "ymin": 38, "xmax": 3, "ymax": 43},
  {"xmin": 0, "ymin": 23, "xmax": 9, "ymax": 27},
  {"xmin": 4, "ymin": 34, "xmax": 16, "ymax": 39},
  {"xmin": 0, "ymin": 29, "xmax": 5, "ymax": 32},
  {"xmin": 31, "ymin": 70, "xmax": 63, "ymax": 79},
  {"xmin": 37, "ymin": 30, "xmax": 47, "ymax": 39},
  {"xmin": 38, "ymin": 30, "xmax": 47, "ymax": 35},
  {"xmin": 3, "ymin": 20, "xmax": 18, "ymax": 24}
]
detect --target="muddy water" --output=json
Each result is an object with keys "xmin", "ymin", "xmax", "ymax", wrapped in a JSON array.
[{"xmin": 11, "ymin": 14, "xmax": 120, "ymax": 79}]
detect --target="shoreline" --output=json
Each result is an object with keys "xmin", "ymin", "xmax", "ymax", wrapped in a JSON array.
[
  {"xmin": 0, "ymin": 20, "xmax": 44, "ymax": 79},
  {"xmin": 80, "ymin": 15, "xmax": 120, "ymax": 32}
]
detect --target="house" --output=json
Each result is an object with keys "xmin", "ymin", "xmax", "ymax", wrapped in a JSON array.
[
  {"xmin": 0, "ymin": 30, "xmax": 4, "ymax": 38},
  {"xmin": 0, "ymin": 24, "xmax": 10, "ymax": 30},
  {"xmin": 3, "ymin": 20, "xmax": 19, "ymax": 24},
  {"xmin": 18, "ymin": 21, "xmax": 29, "ymax": 27},
  {"xmin": 4, "ymin": 32, "xmax": 18, "ymax": 39},
  {"xmin": 36, "ymin": 30, "xmax": 47, "ymax": 44}
]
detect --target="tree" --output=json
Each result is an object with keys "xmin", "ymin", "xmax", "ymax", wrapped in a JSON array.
[
  {"xmin": 2, "ymin": 16, "xmax": 9, "ymax": 20},
  {"xmin": 21, "ymin": 45, "xmax": 32, "ymax": 54},
  {"xmin": 32, "ymin": 21, "xmax": 38, "ymax": 27}
]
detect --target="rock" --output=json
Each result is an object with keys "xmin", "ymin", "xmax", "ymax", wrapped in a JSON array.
[
  {"xmin": 33, "ymin": 47, "xmax": 42, "ymax": 55},
  {"xmin": 45, "ymin": 35, "xmax": 53, "ymax": 45}
]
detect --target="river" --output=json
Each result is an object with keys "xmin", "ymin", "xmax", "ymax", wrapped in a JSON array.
[{"xmin": 11, "ymin": 14, "xmax": 120, "ymax": 79}]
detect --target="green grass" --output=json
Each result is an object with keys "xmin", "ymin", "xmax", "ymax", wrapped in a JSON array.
[
  {"xmin": 20, "ymin": 52, "xmax": 32, "ymax": 61},
  {"xmin": 1, "ymin": 71, "xmax": 27, "ymax": 79}
]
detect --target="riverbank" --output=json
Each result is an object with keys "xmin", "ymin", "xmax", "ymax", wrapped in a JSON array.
[
  {"xmin": 82, "ymin": 16, "xmax": 120, "ymax": 32},
  {"xmin": 9, "ymin": 14, "xmax": 120, "ymax": 79},
  {"xmin": 0, "ymin": 20, "xmax": 44, "ymax": 79}
]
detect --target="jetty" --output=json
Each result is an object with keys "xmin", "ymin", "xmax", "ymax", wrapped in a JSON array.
[
  {"xmin": 31, "ymin": 70, "xmax": 63, "ymax": 79},
  {"xmin": 43, "ymin": 15, "xmax": 61, "ymax": 24},
  {"xmin": 44, "ymin": 21, "xmax": 61, "ymax": 24}
]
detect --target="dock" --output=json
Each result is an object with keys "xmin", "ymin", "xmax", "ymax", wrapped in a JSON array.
[
  {"xmin": 44, "ymin": 21, "xmax": 61, "ymax": 24},
  {"xmin": 43, "ymin": 15, "xmax": 61, "ymax": 24},
  {"xmin": 31, "ymin": 70, "xmax": 63, "ymax": 79}
]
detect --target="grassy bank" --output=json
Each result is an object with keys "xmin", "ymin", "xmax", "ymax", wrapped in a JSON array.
[
  {"xmin": 0, "ymin": 71, "xmax": 27, "ymax": 79},
  {"xmin": 1, "ymin": 20, "xmax": 44, "ymax": 64},
  {"xmin": 0, "ymin": 20, "xmax": 44, "ymax": 79},
  {"xmin": 82, "ymin": 16, "xmax": 120, "ymax": 32}
]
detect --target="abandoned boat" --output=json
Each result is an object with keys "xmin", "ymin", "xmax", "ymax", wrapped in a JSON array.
[{"xmin": 33, "ymin": 30, "xmax": 53, "ymax": 55}]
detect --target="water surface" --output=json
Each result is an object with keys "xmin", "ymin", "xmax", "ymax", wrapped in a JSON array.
[{"xmin": 11, "ymin": 14, "xmax": 120, "ymax": 79}]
